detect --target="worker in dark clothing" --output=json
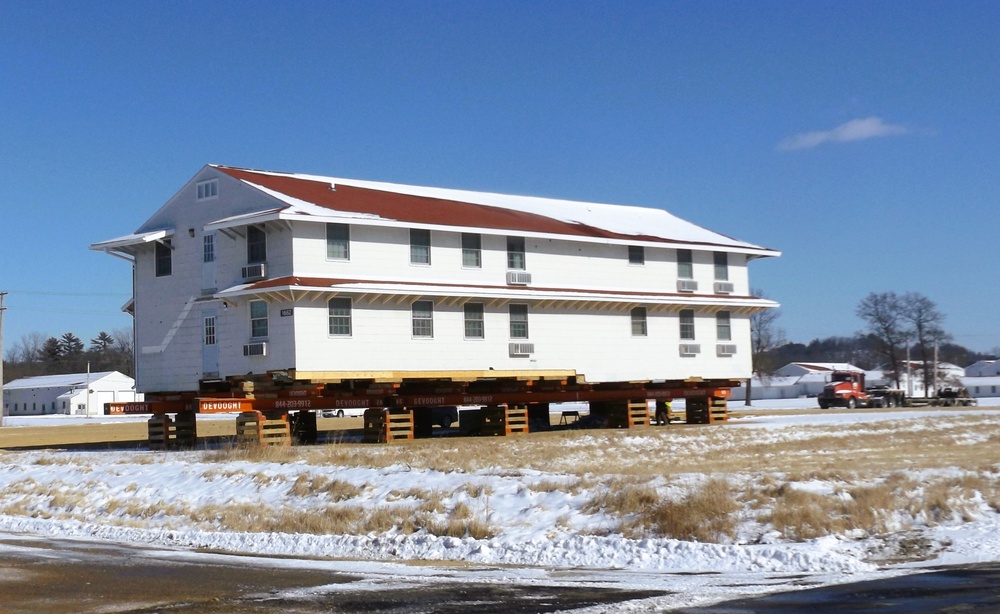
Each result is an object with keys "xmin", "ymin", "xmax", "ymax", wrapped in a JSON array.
[{"xmin": 654, "ymin": 399, "xmax": 672, "ymax": 425}]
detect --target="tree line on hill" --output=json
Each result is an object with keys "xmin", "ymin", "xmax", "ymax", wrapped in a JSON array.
[
  {"xmin": 752, "ymin": 290, "xmax": 994, "ymax": 388},
  {"xmin": 2, "ymin": 328, "xmax": 134, "ymax": 383}
]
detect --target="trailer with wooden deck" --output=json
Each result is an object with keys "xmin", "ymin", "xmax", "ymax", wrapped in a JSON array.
[{"xmin": 106, "ymin": 371, "xmax": 737, "ymax": 449}]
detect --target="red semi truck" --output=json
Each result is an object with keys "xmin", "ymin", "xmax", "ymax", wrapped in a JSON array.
[{"xmin": 817, "ymin": 371, "xmax": 906, "ymax": 409}]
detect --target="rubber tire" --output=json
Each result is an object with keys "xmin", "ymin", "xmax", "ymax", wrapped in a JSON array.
[
  {"xmin": 886, "ymin": 396, "xmax": 896, "ymax": 408},
  {"xmin": 336, "ymin": 409, "xmax": 345, "ymax": 418},
  {"xmin": 846, "ymin": 396, "xmax": 856, "ymax": 410},
  {"xmin": 818, "ymin": 400, "xmax": 829, "ymax": 410}
]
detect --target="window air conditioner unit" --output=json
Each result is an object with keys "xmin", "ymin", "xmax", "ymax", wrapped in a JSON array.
[
  {"xmin": 677, "ymin": 279, "xmax": 698, "ymax": 292},
  {"xmin": 717, "ymin": 343, "xmax": 737, "ymax": 357},
  {"xmin": 241, "ymin": 263, "xmax": 267, "ymax": 282},
  {"xmin": 243, "ymin": 342, "xmax": 267, "ymax": 357},
  {"xmin": 506, "ymin": 271, "xmax": 532, "ymax": 285},
  {"xmin": 509, "ymin": 342, "xmax": 535, "ymax": 356},
  {"xmin": 679, "ymin": 343, "xmax": 701, "ymax": 356},
  {"xmin": 714, "ymin": 281, "xmax": 735, "ymax": 294}
]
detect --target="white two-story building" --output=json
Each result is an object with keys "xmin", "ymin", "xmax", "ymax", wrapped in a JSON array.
[{"xmin": 92, "ymin": 165, "xmax": 779, "ymax": 394}]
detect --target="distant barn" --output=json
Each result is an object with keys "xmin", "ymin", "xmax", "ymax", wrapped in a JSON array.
[{"xmin": 2, "ymin": 371, "xmax": 142, "ymax": 416}]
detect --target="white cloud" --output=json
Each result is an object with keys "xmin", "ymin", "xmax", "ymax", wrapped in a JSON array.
[{"xmin": 778, "ymin": 117, "xmax": 909, "ymax": 151}]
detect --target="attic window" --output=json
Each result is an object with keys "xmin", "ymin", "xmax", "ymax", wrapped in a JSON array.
[{"xmin": 197, "ymin": 179, "xmax": 219, "ymax": 200}]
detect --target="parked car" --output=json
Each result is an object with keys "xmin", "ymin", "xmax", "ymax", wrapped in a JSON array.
[{"xmin": 321, "ymin": 407, "xmax": 366, "ymax": 418}]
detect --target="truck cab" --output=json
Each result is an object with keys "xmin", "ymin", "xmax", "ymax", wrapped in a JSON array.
[{"xmin": 818, "ymin": 371, "xmax": 866, "ymax": 409}]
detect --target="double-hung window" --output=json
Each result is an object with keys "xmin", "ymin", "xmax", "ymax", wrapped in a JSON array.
[
  {"xmin": 509, "ymin": 304, "xmax": 529, "ymax": 339},
  {"xmin": 462, "ymin": 233, "xmax": 482, "ymax": 268},
  {"xmin": 250, "ymin": 300, "xmax": 268, "ymax": 338},
  {"xmin": 714, "ymin": 252, "xmax": 729, "ymax": 281},
  {"xmin": 411, "ymin": 301, "xmax": 434, "ymax": 337},
  {"xmin": 155, "ymin": 240, "xmax": 172, "ymax": 277},
  {"xmin": 628, "ymin": 246, "xmax": 644, "ymax": 265},
  {"xmin": 631, "ymin": 307, "xmax": 647, "ymax": 336},
  {"xmin": 327, "ymin": 223, "xmax": 350, "ymax": 260},
  {"xmin": 507, "ymin": 236, "xmax": 526, "ymax": 270},
  {"xmin": 328, "ymin": 298, "xmax": 352, "ymax": 336},
  {"xmin": 716, "ymin": 311, "xmax": 732, "ymax": 341},
  {"xmin": 677, "ymin": 249, "xmax": 693, "ymax": 279},
  {"xmin": 247, "ymin": 225, "xmax": 267, "ymax": 264},
  {"xmin": 410, "ymin": 229, "xmax": 431, "ymax": 265},
  {"xmin": 464, "ymin": 302, "xmax": 485, "ymax": 338},
  {"xmin": 679, "ymin": 309, "xmax": 695, "ymax": 341}
]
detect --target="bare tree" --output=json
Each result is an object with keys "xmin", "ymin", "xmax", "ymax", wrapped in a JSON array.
[
  {"xmin": 856, "ymin": 292, "xmax": 908, "ymax": 387},
  {"xmin": 900, "ymin": 292, "xmax": 948, "ymax": 396},
  {"xmin": 747, "ymin": 289, "xmax": 786, "ymax": 405}
]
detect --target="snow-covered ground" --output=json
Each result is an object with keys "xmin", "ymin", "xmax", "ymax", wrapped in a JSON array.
[{"xmin": 1, "ymin": 405, "xmax": 999, "ymax": 611}]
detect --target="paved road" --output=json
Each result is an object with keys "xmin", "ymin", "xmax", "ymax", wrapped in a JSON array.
[{"xmin": 0, "ymin": 536, "xmax": 663, "ymax": 613}]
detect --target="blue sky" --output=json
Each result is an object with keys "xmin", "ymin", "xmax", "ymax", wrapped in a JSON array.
[{"xmin": 2, "ymin": 1, "xmax": 998, "ymax": 355}]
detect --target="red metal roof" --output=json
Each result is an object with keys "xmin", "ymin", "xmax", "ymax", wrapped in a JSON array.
[{"xmin": 216, "ymin": 166, "xmax": 712, "ymax": 246}]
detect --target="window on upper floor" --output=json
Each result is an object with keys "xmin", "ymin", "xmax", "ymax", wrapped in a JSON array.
[
  {"xmin": 677, "ymin": 249, "xmax": 693, "ymax": 279},
  {"xmin": 203, "ymin": 233, "xmax": 215, "ymax": 263},
  {"xmin": 507, "ymin": 236, "xmax": 526, "ymax": 270},
  {"xmin": 411, "ymin": 300, "xmax": 434, "ymax": 337},
  {"xmin": 155, "ymin": 240, "xmax": 172, "ymax": 277},
  {"xmin": 197, "ymin": 179, "xmax": 218, "ymax": 200},
  {"xmin": 679, "ymin": 309, "xmax": 695, "ymax": 340},
  {"xmin": 247, "ymin": 225, "xmax": 267, "ymax": 264},
  {"xmin": 631, "ymin": 306, "xmax": 648, "ymax": 336},
  {"xmin": 716, "ymin": 311, "xmax": 732, "ymax": 341},
  {"xmin": 410, "ymin": 229, "xmax": 431, "ymax": 265},
  {"xmin": 249, "ymin": 300, "xmax": 268, "ymax": 338},
  {"xmin": 328, "ymin": 298, "xmax": 352, "ymax": 336},
  {"xmin": 509, "ymin": 304, "xmax": 529, "ymax": 339},
  {"xmin": 464, "ymin": 302, "xmax": 485, "ymax": 339},
  {"xmin": 628, "ymin": 246, "xmax": 645, "ymax": 265},
  {"xmin": 714, "ymin": 252, "xmax": 729, "ymax": 281},
  {"xmin": 462, "ymin": 233, "xmax": 482, "ymax": 268},
  {"xmin": 327, "ymin": 223, "xmax": 350, "ymax": 260}
]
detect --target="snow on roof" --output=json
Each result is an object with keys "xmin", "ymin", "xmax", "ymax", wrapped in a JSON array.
[
  {"xmin": 4, "ymin": 371, "xmax": 129, "ymax": 390},
  {"xmin": 212, "ymin": 165, "xmax": 779, "ymax": 256}
]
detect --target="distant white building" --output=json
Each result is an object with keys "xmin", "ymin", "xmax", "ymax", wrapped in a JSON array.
[
  {"xmin": 2, "ymin": 371, "xmax": 142, "ymax": 417},
  {"xmin": 965, "ymin": 360, "xmax": 1000, "ymax": 377},
  {"xmin": 732, "ymin": 361, "xmax": 966, "ymax": 402},
  {"xmin": 962, "ymin": 376, "xmax": 1000, "ymax": 398}
]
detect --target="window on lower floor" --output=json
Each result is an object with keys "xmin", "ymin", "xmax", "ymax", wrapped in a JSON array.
[
  {"xmin": 411, "ymin": 300, "xmax": 434, "ymax": 337},
  {"xmin": 628, "ymin": 246, "xmax": 644, "ymax": 265},
  {"xmin": 509, "ymin": 304, "xmax": 529, "ymax": 339},
  {"xmin": 250, "ymin": 300, "xmax": 268, "ymax": 338},
  {"xmin": 155, "ymin": 239, "xmax": 172, "ymax": 277},
  {"xmin": 464, "ymin": 302, "xmax": 485, "ymax": 338},
  {"xmin": 716, "ymin": 311, "xmax": 731, "ymax": 341},
  {"xmin": 679, "ymin": 309, "xmax": 695, "ymax": 340},
  {"xmin": 328, "ymin": 298, "xmax": 352, "ymax": 336},
  {"xmin": 631, "ymin": 307, "xmax": 647, "ymax": 336}
]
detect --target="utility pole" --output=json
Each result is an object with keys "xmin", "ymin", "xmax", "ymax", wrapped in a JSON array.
[{"xmin": 0, "ymin": 291, "xmax": 6, "ymax": 427}]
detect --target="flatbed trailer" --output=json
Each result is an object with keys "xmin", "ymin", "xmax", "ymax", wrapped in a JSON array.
[{"xmin": 107, "ymin": 372, "xmax": 739, "ymax": 449}]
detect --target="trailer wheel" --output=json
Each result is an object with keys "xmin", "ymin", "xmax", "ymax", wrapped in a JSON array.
[{"xmin": 846, "ymin": 396, "xmax": 856, "ymax": 410}]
